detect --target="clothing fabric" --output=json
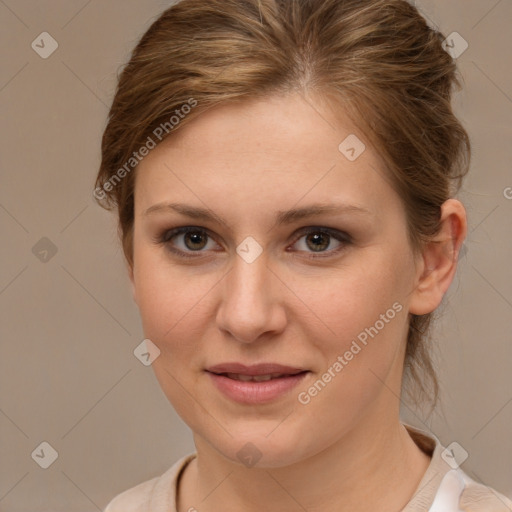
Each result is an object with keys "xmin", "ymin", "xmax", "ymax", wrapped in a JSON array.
[{"xmin": 104, "ymin": 423, "xmax": 512, "ymax": 511}]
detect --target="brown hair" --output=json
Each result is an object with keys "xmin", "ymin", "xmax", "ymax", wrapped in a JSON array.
[{"xmin": 94, "ymin": 0, "xmax": 471, "ymax": 410}]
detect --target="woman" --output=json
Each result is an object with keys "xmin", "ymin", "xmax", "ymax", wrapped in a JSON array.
[{"xmin": 95, "ymin": 0, "xmax": 512, "ymax": 510}]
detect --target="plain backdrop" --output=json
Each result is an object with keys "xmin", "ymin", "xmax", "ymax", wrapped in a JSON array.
[{"xmin": 0, "ymin": 1, "xmax": 511, "ymax": 510}]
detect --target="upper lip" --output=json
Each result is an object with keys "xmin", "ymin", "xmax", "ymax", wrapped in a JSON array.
[{"xmin": 206, "ymin": 363, "xmax": 306, "ymax": 376}]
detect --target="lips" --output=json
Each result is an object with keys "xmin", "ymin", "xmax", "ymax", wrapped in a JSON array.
[{"xmin": 206, "ymin": 363, "xmax": 309, "ymax": 404}]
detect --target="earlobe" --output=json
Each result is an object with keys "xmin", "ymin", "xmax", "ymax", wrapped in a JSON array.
[{"xmin": 409, "ymin": 199, "xmax": 467, "ymax": 315}]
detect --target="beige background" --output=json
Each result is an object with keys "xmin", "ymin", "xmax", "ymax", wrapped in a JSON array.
[{"xmin": 0, "ymin": 1, "xmax": 511, "ymax": 510}]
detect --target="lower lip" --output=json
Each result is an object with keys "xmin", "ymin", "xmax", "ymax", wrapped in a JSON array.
[{"xmin": 206, "ymin": 371, "xmax": 309, "ymax": 404}]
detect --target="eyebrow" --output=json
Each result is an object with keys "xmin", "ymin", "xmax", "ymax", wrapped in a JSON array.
[{"xmin": 143, "ymin": 202, "xmax": 372, "ymax": 228}]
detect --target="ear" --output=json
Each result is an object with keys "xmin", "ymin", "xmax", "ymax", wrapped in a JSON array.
[
  {"xmin": 127, "ymin": 260, "xmax": 138, "ymax": 306},
  {"xmin": 409, "ymin": 199, "xmax": 467, "ymax": 315}
]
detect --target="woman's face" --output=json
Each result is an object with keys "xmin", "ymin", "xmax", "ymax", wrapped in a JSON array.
[{"xmin": 130, "ymin": 92, "xmax": 424, "ymax": 467}]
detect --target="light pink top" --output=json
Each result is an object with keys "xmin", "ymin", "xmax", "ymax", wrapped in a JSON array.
[{"xmin": 104, "ymin": 423, "xmax": 512, "ymax": 511}]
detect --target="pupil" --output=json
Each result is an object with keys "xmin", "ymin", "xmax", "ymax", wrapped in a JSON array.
[
  {"xmin": 186, "ymin": 231, "xmax": 206, "ymax": 250},
  {"xmin": 308, "ymin": 233, "xmax": 329, "ymax": 252}
]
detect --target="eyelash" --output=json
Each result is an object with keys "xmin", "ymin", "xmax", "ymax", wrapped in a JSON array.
[{"xmin": 156, "ymin": 226, "xmax": 352, "ymax": 260}]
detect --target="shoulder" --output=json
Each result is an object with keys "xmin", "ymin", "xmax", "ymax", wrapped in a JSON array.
[
  {"xmin": 401, "ymin": 423, "xmax": 512, "ymax": 512},
  {"xmin": 428, "ymin": 468, "xmax": 512, "ymax": 512},
  {"xmin": 103, "ymin": 454, "xmax": 196, "ymax": 512},
  {"xmin": 459, "ymin": 472, "xmax": 512, "ymax": 512},
  {"xmin": 103, "ymin": 476, "xmax": 159, "ymax": 512}
]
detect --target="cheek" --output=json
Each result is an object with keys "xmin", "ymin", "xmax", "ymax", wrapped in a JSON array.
[
  {"xmin": 134, "ymin": 239, "xmax": 413, "ymax": 360},
  {"xmin": 132, "ymin": 248, "xmax": 223, "ymax": 404},
  {"xmin": 132, "ymin": 250, "xmax": 212, "ymax": 416},
  {"xmin": 287, "ymin": 251, "xmax": 412, "ymax": 407},
  {"xmin": 289, "ymin": 255, "xmax": 408, "ymax": 342},
  {"xmin": 133, "ymin": 245, "xmax": 203, "ymax": 335},
  {"xmin": 292, "ymin": 265, "xmax": 409, "ymax": 427}
]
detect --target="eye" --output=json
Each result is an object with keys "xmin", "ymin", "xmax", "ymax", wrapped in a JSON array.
[
  {"xmin": 158, "ymin": 226, "xmax": 220, "ymax": 259},
  {"xmin": 156, "ymin": 226, "xmax": 351, "ymax": 260},
  {"xmin": 289, "ymin": 227, "xmax": 351, "ymax": 259}
]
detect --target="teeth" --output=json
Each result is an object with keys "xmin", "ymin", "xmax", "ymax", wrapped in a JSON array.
[
  {"xmin": 225, "ymin": 373, "xmax": 287, "ymax": 382},
  {"xmin": 252, "ymin": 374, "xmax": 274, "ymax": 382},
  {"xmin": 236, "ymin": 374, "xmax": 256, "ymax": 382}
]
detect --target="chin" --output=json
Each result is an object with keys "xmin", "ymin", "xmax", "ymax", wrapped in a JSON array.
[{"xmin": 205, "ymin": 423, "xmax": 315, "ymax": 469}]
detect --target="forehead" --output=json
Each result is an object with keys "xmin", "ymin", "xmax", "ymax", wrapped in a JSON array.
[
  {"xmin": 151, "ymin": 93, "xmax": 363, "ymax": 164},
  {"xmin": 134, "ymin": 93, "xmax": 400, "ymax": 223}
]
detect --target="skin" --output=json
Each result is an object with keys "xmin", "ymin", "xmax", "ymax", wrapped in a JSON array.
[{"xmin": 129, "ymin": 92, "xmax": 467, "ymax": 512}]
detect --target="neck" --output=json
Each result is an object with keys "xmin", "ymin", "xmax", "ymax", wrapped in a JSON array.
[{"xmin": 178, "ymin": 412, "xmax": 431, "ymax": 512}]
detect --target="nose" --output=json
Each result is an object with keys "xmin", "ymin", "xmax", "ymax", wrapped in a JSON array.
[{"xmin": 216, "ymin": 251, "xmax": 287, "ymax": 344}]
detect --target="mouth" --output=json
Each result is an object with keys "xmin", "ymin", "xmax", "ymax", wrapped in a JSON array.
[
  {"xmin": 205, "ymin": 363, "xmax": 309, "ymax": 404},
  {"xmin": 206, "ymin": 362, "xmax": 307, "ymax": 375},
  {"xmin": 212, "ymin": 371, "xmax": 306, "ymax": 382}
]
